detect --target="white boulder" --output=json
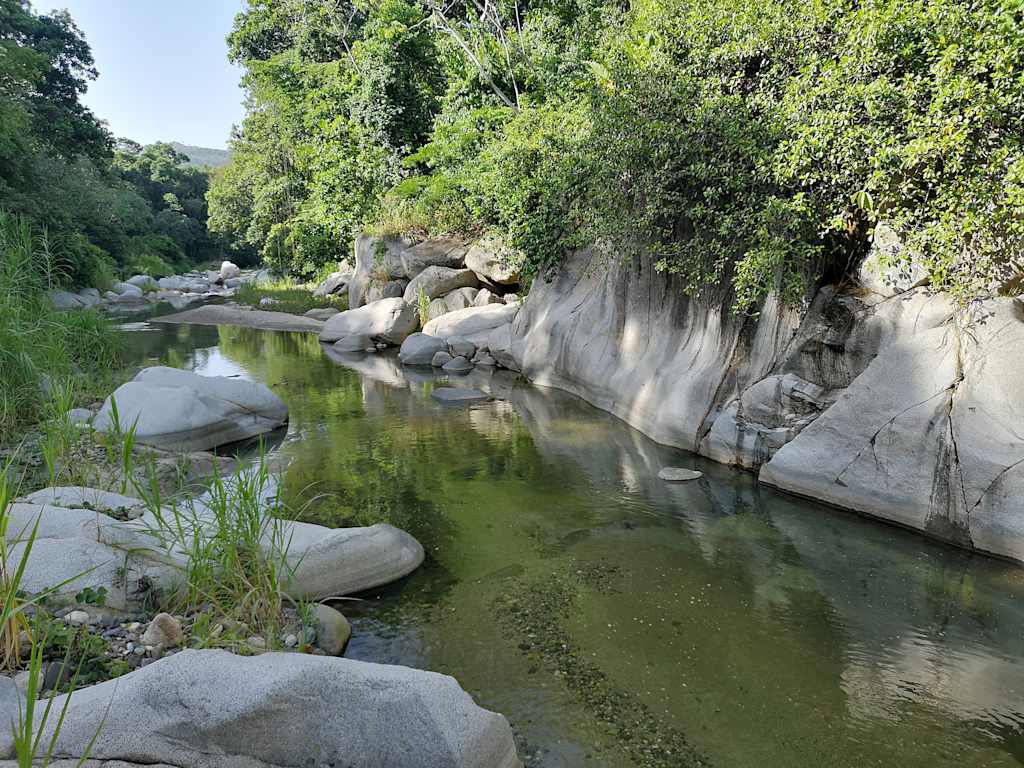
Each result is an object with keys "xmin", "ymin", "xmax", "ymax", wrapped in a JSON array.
[
  {"xmin": 319, "ymin": 298, "xmax": 418, "ymax": 346},
  {"xmin": 30, "ymin": 650, "xmax": 521, "ymax": 768},
  {"xmin": 220, "ymin": 260, "xmax": 241, "ymax": 281},
  {"xmin": 93, "ymin": 367, "xmax": 288, "ymax": 452},
  {"xmin": 403, "ymin": 266, "xmax": 479, "ymax": 304},
  {"xmin": 423, "ymin": 303, "xmax": 519, "ymax": 345}
]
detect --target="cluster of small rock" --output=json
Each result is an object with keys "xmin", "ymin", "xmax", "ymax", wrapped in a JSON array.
[{"xmin": 48, "ymin": 261, "xmax": 268, "ymax": 313}]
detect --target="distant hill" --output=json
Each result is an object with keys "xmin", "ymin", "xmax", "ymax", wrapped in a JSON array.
[{"xmin": 170, "ymin": 142, "xmax": 231, "ymax": 169}]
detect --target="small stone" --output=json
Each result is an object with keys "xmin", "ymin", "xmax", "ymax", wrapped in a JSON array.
[
  {"xmin": 310, "ymin": 604, "xmax": 351, "ymax": 656},
  {"xmin": 442, "ymin": 356, "xmax": 473, "ymax": 373},
  {"xmin": 141, "ymin": 613, "xmax": 185, "ymax": 648},
  {"xmin": 657, "ymin": 467, "xmax": 703, "ymax": 482},
  {"xmin": 431, "ymin": 350, "xmax": 453, "ymax": 367},
  {"xmin": 475, "ymin": 353, "xmax": 497, "ymax": 366},
  {"xmin": 133, "ymin": 645, "xmax": 146, "ymax": 656},
  {"xmin": 448, "ymin": 336, "xmax": 476, "ymax": 359},
  {"xmin": 283, "ymin": 633, "xmax": 298, "ymax": 649},
  {"xmin": 65, "ymin": 610, "xmax": 89, "ymax": 625},
  {"xmin": 247, "ymin": 636, "xmax": 267, "ymax": 650}
]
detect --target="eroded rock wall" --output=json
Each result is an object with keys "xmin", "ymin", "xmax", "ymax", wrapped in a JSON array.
[{"xmin": 510, "ymin": 246, "xmax": 1024, "ymax": 561}]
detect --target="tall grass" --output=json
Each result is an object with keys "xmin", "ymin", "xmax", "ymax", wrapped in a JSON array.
[
  {"xmin": 2, "ymin": 456, "xmax": 101, "ymax": 767},
  {"xmin": 0, "ymin": 213, "xmax": 121, "ymax": 437},
  {"xmin": 136, "ymin": 453, "xmax": 298, "ymax": 647}
]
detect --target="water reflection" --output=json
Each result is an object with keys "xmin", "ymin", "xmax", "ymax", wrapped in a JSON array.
[{"xmin": 122, "ymin": 322, "xmax": 1024, "ymax": 768}]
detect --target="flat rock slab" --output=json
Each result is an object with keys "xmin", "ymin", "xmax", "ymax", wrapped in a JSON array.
[
  {"xmin": 431, "ymin": 388, "xmax": 490, "ymax": 404},
  {"xmin": 658, "ymin": 467, "xmax": 703, "ymax": 482},
  {"xmin": 154, "ymin": 305, "xmax": 324, "ymax": 333}
]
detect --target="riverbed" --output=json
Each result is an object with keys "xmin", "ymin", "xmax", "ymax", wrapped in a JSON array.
[{"xmin": 121, "ymin": 317, "xmax": 1024, "ymax": 768}]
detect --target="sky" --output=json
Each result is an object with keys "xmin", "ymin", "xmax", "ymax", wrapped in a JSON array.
[{"xmin": 37, "ymin": 0, "xmax": 248, "ymax": 149}]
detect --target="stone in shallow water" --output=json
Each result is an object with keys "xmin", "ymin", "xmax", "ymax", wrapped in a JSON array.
[
  {"xmin": 658, "ymin": 467, "xmax": 703, "ymax": 482},
  {"xmin": 333, "ymin": 334, "xmax": 374, "ymax": 353},
  {"xmin": 431, "ymin": 388, "xmax": 490, "ymax": 404},
  {"xmin": 432, "ymin": 350, "xmax": 453, "ymax": 367},
  {"xmin": 442, "ymin": 356, "xmax": 474, "ymax": 373}
]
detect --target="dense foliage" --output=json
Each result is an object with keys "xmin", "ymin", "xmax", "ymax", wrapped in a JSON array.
[
  {"xmin": 214, "ymin": 0, "xmax": 1024, "ymax": 307},
  {"xmin": 0, "ymin": 0, "xmax": 231, "ymax": 286}
]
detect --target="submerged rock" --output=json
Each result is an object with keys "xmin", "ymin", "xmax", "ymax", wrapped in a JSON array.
[
  {"xmin": 27, "ymin": 650, "xmax": 521, "ymax": 768},
  {"xmin": 93, "ymin": 367, "xmax": 288, "ymax": 452},
  {"xmin": 658, "ymin": 467, "xmax": 703, "ymax": 482},
  {"xmin": 442, "ymin": 356, "xmax": 473, "ymax": 373},
  {"xmin": 431, "ymin": 388, "xmax": 490, "ymax": 404},
  {"xmin": 398, "ymin": 332, "xmax": 448, "ymax": 365}
]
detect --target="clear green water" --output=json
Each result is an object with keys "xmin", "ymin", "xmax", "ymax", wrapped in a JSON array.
[{"xmin": 122, "ymin": 321, "xmax": 1024, "ymax": 768}]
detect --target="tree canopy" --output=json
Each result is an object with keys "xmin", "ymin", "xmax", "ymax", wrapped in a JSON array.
[{"xmin": 211, "ymin": 0, "xmax": 1024, "ymax": 307}]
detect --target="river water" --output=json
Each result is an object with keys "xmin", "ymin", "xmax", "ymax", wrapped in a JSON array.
[{"xmin": 121, "ymin": 317, "xmax": 1024, "ymax": 768}]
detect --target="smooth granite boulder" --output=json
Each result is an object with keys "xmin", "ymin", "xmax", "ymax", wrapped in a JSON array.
[
  {"xmin": 93, "ymin": 367, "xmax": 288, "ymax": 451},
  {"xmin": 400, "ymin": 237, "xmax": 468, "ymax": 279},
  {"xmin": 26, "ymin": 650, "xmax": 521, "ymax": 768},
  {"xmin": 398, "ymin": 333, "xmax": 449, "ymax": 365},
  {"xmin": 423, "ymin": 303, "xmax": 518, "ymax": 345},
  {"xmin": 403, "ymin": 266, "xmax": 479, "ymax": 304},
  {"xmin": 319, "ymin": 298, "xmax": 418, "ymax": 345},
  {"xmin": 219, "ymin": 260, "xmax": 241, "ymax": 281}
]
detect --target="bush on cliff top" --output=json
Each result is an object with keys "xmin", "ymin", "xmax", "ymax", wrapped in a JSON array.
[{"xmin": 214, "ymin": 0, "xmax": 1024, "ymax": 310}]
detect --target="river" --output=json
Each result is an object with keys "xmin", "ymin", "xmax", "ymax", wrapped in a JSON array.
[{"xmin": 120, "ymin": 316, "xmax": 1024, "ymax": 768}]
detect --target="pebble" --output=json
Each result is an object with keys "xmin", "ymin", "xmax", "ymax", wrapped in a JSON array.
[
  {"xmin": 283, "ymin": 634, "xmax": 298, "ymax": 648},
  {"xmin": 247, "ymin": 636, "xmax": 266, "ymax": 650},
  {"xmin": 65, "ymin": 610, "xmax": 90, "ymax": 625}
]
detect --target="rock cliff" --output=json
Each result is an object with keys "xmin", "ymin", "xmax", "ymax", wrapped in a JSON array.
[{"xmin": 509, "ymin": 238, "xmax": 1024, "ymax": 562}]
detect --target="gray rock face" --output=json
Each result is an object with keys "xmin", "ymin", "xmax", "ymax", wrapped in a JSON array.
[
  {"xmin": 350, "ymin": 234, "xmax": 411, "ymax": 308},
  {"xmin": 31, "ymin": 650, "xmax": 521, "ymax": 768},
  {"xmin": 423, "ymin": 303, "xmax": 519, "ymax": 346},
  {"xmin": 94, "ymin": 367, "xmax": 288, "ymax": 452},
  {"xmin": 320, "ymin": 298, "xmax": 418, "ymax": 345},
  {"xmin": 398, "ymin": 333, "xmax": 449, "ymax": 365},
  {"xmin": 510, "ymin": 239, "xmax": 1024, "ymax": 562},
  {"xmin": 761, "ymin": 297, "xmax": 1024, "ymax": 560},
  {"xmin": 403, "ymin": 266, "xmax": 479, "ymax": 304},
  {"xmin": 400, "ymin": 237, "xmax": 468, "ymax": 279},
  {"xmin": 465, "ymin": 236, "xmax": 523, "ymax": 285},
  {"xmin": 0, "ymin": 677, "xmax": 21, "ymax": 758},
  {"xmin": 426, "ymin": 297, "xmax": 448, "ymax": 321}
]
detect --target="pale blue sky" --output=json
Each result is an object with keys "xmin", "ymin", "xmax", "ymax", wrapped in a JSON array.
[{"xmin": 38, "ymin": 1, "xmax": 248, "ymax": 148}]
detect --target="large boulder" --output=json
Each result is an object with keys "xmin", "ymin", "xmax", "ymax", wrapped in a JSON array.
[
  {"xmin": 465, "ymin": 235, "xmax": 523, "ymax": 285},
  {"xmin": 220, "ymin": 261, "xmax": 241, "ymax": 281},
  {"xmin": 403, "ymin": 266, "xmax": 479, "ymax": 304},
  {"xmin": 400, "ymin": 237, "xmax": 468, "ymax": 279},
  {"xmin": 112, "ymin": 281, "xmax": 144, "ymax": 297},
  {"xmin": 319, "ymin": 298, "xmax": 418, "ymax": 346},
  {"xmin": 423, "ymin": 303, "xmax": 519, "ymax": 345},
  {"xmin": 399, "ymin": 333, "xmax": 450, "ymax": 365},
  {"xmin": 350, "ymin": 234, "xmax": 411, "ymax": 308},
  {"xmin": 28, "ymin": 650, "xmax": 521, "ymax": 768},
  {"xmin": 93, "ymin": 367, "xmax": 288, "ymax": 452},
  {"xmin": 157, "ymin": 276, "xmax": 188, "ymax": 291}
]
